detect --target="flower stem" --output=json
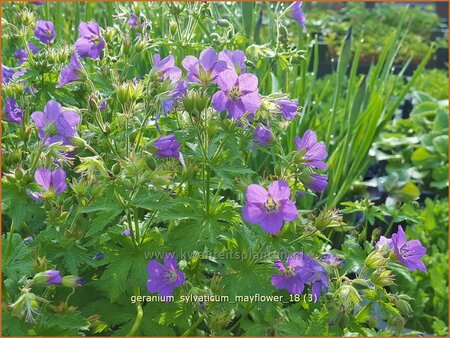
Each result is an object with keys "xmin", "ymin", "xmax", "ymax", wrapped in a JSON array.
[
  {"xmin": 65, "ymin": 288, "xmax": 76, "ymax": 304},
  {"xmin": 127, "ymin": 287, "xmax": 143, "ymax": 336},
  {"xmin": 181, "ymin": 314, "xmax": 207, "ymax": 336},
  {"xmin": 5, "ymin": 220, "xmax": 16, "ymax": 259}
]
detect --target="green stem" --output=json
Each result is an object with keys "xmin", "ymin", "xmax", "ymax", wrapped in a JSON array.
[
  {"xmin": 127, "ymin": 210, "xmax": 138, "ymax": 249},
  {"xmin": 228, "ymin": 303, "xmax": 255, "ymax": 333},
  {"xmin": 65, "ymin": 288, "xmax": 76, "ymax": 304},
  {"xmin": 5, "ymin": 220, "xmax": 16, "ymax": 258},
  {"xmin": 182, "ymin": 314, "xmax": 207, "ymax": 336},
  {"xmin": 127, "ymin": 288, "xmax": 143, "ymax": 336},
  {"xmin": 133, "ymin": 208, "xmax": 140, "ymax": 243}
]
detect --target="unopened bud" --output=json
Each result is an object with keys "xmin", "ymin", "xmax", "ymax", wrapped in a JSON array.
[
  {"xmin": 33, "ymin": 270, "xmax": 62, "ymax": 286},
  {"xmin": 62, "ymin": 275, "xmax": 85, "ymax": 288}
]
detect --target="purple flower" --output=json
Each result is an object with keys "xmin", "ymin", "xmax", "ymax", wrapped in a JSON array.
[
  {"xmin": 321, "ymin": 253, "xmax": 344, "ymax": 267},
  {"xmin": 31, "ymin": 100, "xmax": 80, "ymax": 146},
  {"xmin": 15, "ymin": 43, "xmax": 39, "ymax": 65},
  {"xmin": 146, "ymin": 253, "xmax": 185, "ymax": 299},
  {"xmin": 162, "ymin": 81, "xmax": 188, "ymax": 114},
  {"xmin": 33, "ymin": 270, "xmax": 62, "ymax": 286},
  {"xmin": 276, "ymin": 99, "xmax": 298, "ymax": 120},
  {"xmin": 29, "ymin": 167, "xmax": 67, "ymax": 201},
  {"xmin": 306, "ymin": 173, "xmax": 328, "ymax": 193},
  {"xmin": 154, "ymin": 134, "xmax": 185, "ymax": 165},
  {"xmin": 182, "ymin": 48, "xmax": 227, "ymax": 84},
  {"xmin": 122, "ymin": 228, "xmax": 131, "ymax": 236},
  {"xmin": 377, "ymin": 226, "xmax": 427, "ymax": 272},
  {"xmin": 56, "ymin": 53, "xmax": 83, "ymax": 88},
  {"xmin": 212, "ymin": 69, "xmax": 261, "ymax": 119},
  {"xmin": 5, "ymin": 97, "xmax": 24, "ymax": 125},
  {"xmin": 242, "ymin": 180, "xmax": 298, "ymax": 235},
  {"xmin": 34, "ymin": 20, "xmax": 55, "ymax": 44},
  {"xmin": 253, "ymin": 125, "xmax": 273, "ymax": 146},
  {"xmin": 289, "ymin": 1, "xmax": 306, "ymax": 29},
  {"xmin": 294, "ymin": 130, "xmax": 328, "ymax": 169},
  {"xmin": 99, "ymin": 101, "xmax": 107, "ymax": 111},
  {"xmin": 218, "ymin": 50, "xmax": 246, "ymax": 73},
  {"xmin": 2, "ymin": 65, "xmax": 16, "ymax": 84},
  {"xmin": 33, "ymin": 1, "xmax": 45, "ymax": 4},
  {"xmin": 75, "ymin": 22, "xmax": 105, "ymax": 59},
  {"xmin": 152, "ymin": 54, "xmax": 181, "ymax": 82},
  {"xmin": 128, "ymin": 13, "xmax": 139, "ymax": 27},
  {"xmin": 272, "ymin": 253, "xmax": 328, "ymax": 299}
]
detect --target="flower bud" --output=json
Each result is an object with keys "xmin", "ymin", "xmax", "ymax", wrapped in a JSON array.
[
  {"xmin": 338, "ymin": 284, "xmax": 361, "ymax": 311},
  {"xmin": 216, "ymin": 19, "xmax": 230, "ymax": 27},
  {"xmin": 33, "ymin": 270, "xmax": 62, "ymax": 286},
  {"xmin": 15, "ymin": 167, "xmax": 24, "ymax": 181},
  {"xmin": 17, "ymin": 9, "xmax": 35, "ymax": 27},
  {"xmin": 169, "ymin": 20, "xmax": 177, "ymax": 35},
  {"xmin": 365, "ymin": 249, "xmax": 389, "ymax": 269},
  {"xmin": 70, "ymin": 136, "xmax": 88, "ymax": 149},
  {"xmin": 182, "ymin": 90, "xmax": 196, "ymax": 113},
  {"xmin": 314, "ymin": 208, "xmax": 342, "ymax": 230},
  {"xmin": 112, "ymin": 163, "xmax": 121, "ymax": 176},
  {"xmin": 395, "ymin": 299, "xmax": 413, "ymax": 318},
  {"xmin": 116, "ymin": 82, "xmax": 136, "ymax": 105},
  {"xmin": 370, "ymin": 269, "xmax": 395, "ymax": 287},
  {"xmin": 62, "ymin": 275, "xmax": 85, "ymax": 288},
  {"xmin": 210, "ymin": 311, "xmax": 230, "ymax": 331}
]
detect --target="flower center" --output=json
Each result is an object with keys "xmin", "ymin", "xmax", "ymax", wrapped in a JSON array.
[
  {"xmin": 264, "ymin": 197, "xmax": 278, "ymax": 212},
  {"xmin": 228, "ymin": 86, "xmax": 242, "ymax": 101},
  {"xmin": 43, "ymin": 123, "xmax": 58, "ymax": 136},
  {"xmin": 283, "ymin": 266, "xmax": 296, "ymax": 277},
  {"xmin": 165, "ymin": 269, "xmax": 178, "ymax": 282},
  {"xmin": 90, "ymin": 35, "xmax": 101, "ymax": 46},
  {"xmin": 45, "ymin": 29, "xmax": 52, "ymax": 37}
]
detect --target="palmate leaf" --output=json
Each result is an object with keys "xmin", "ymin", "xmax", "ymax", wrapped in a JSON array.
[
  {"xmin": 2, "ymin": 233, "xmax": 33, "ymax": 282},
  {"xmin": 34, "ymin": 311, "xmax": 90, "ymax": 336},
  {"xmin": 305, "ymin": 309, "xmax": 329, "ymax": 336},
  {"xmin": 2, "ymin": 179, "xmax": 45, "ymax": 228}
]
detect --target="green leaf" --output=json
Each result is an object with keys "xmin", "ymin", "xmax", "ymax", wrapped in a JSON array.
[{"xmin": 2, "ymin": 234, "xmax": 33, "ymax": 282}]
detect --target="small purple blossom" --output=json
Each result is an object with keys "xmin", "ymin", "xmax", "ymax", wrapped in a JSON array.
[
  {"xmin": 33, "ymin": 270, "xmax": 62, "ymax": 285},
  {"xmin": 15, "ymin": 43, "xmax": 39, "ymax": 65},
  {"xmin": 34, "ymin": 20, "xmax": 56, "ymax": 44},
  {"xmin": 272, "ymin": 253, "xmax": 328, "ymax": 299},
  {"xmin": 289, "ymin": 1, "xmax": 306, "ymax": 29},
  {"xmin": 29, "ymin": 167, "xmax": 67, "ymax": 202},
  {"xmin": 253, "ymin": 125, "xmax": 273, "ymax": 146},
  {"xmin": 56, "ymin": 53, "xmax": 83, "ymax": 88},
  {"xmin": 218, "ymin": 50, "xmax": 246, "ymax": 73},
  {"xmin": 2, "ymin": 65, "xmax": 16, "ymax": 84},
  {"xmin": 321, "ymin": 253, "xmax": 344, "ymax": 267},
  {"xmin": 5, "ymin": 97, "xmax": 24, "ymax": 125},
  {"xmin": 152, "ymin": 54, "xmax": 182, "ymax": 82},
  {"xmin": 294, "ymin": 130, "xmax": 328, "ymax": 169},
  {"xmin": 154, "ymin": 134, "xmax": 185, "ymax": 165},
  {"xmin": 377, "ymin": 226, "xmax": 427, "ymax": 272},
  {"xmin": 242, "ymin": 180, "xmax": 298, "ymax": 235},
  {"xmin": 24, "ymin": 236, "xmax": 34, "ymax": 244},
  {"xmin": 276, "ymin": 99, "xmax": 298, "ymax": 120},
  {"xmin": 306, "ymin": 173, "xmax": 328, "ymax": 193},
  {"xmin": 146, "ymin": 253, "xmax": 185, "ymax": 299},
  {"xmin": 31, "ymin": 100, "xmax": 80, "ymax": 146},
  {"xmin": 128, "ymin": 13, "xmax": 139, "ymax": 27},
  {"xmin": 162, "ymin": 81, "xmax": 188, "ymax": 114},
  {"xmin": 182, "ymin": 48, "xmax": 227, "ymax": 84},
  {"xmin": 99, "ymin": 101, "xmax": 107, "ymax": 111},
  {"xmin": 212, "ymin": 69, "xmax": 261, "ymax": 119},
  {"xmin": 93, "ymin": 253, "xmax": 104, "ymax": 260},
  {"xmin": 62, "ymin": 275, "xmax": 85, "ymax": 288},
  {"xmin": 122, "ymin": 228, "xmax": 131, "ymax": 236},
  {"xmin": 75, "ymin": 22, "xmax": 105, "ymax": 59}
]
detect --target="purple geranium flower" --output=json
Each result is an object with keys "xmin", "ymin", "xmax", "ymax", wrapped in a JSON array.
[
  {"xmin": 321, "ymin": 253, "xmax": 344, "ymax": 267},
  {"xmin": 31, "ymin": 100, "xmax": 80, "ymax": 146},
  {"xmin": 218, "ymin": 50, "xmax": 246, "ymax": 73},
  {"xmin": 33, "ymin": 270, "xmax": 62, "ymax": 285},
  {"xmin": 152, "ymin": 54, "xmax": 182, "ymax": 82},
  {"xmin": 128, "ymin": 13, "xmax": 139, "ymax": 27},
  {"xmin": 56, "ymin": 53, "xmax": 83, "ymax": 88},
  {"xmin": 212, "ymin": 69, "xmax": 261, "ymax": 119},
  {"xmin": 306, "ymin": 173, "xmax": 328, "ymax": 193},
  {"xmin": 242, "ymin": 180, "xmax": 298, "ymax": 235},
  {"xmin": 34, "ymin": 20, "xmax": 56, "ymax": 44},
  {"xmin": 29, "ymin": 167, "xmax": 67, "ymax": 201},
  {"xmin": 154, "ymin": 134, "xmax": 185, "ymax": 165},
  {"xmin": 122, "ymin": 228, "xmax": 131, "ymax": 236},
  {"xmin": 294, "ymin": 130, "xmax": 328, "ymax": 169},
  {"xmin": 2, "ymin": 65, "xmax": 16, "ymax": 84},
  {"xmin": 182, "ymin": 48, "xmax": 227, "ymax": 84},
  {"xmin": 272, "ymin": 253, "xmax": 328, "ymax": 299},
  {"xmin": 254, "ymin": 125, "xmax": 273, "ymax": 146},
  {"xmin": 75, "ymin": 22, "xmax": 105, "ymax": 59},
  {"xmin": 162, "ymin": 81, "xmax": 188, "ymax": 114},
  {"xmin": 377, "ymin": 226, "xmax": 427, "ymax": 272},
  {"xmin": 289, "ymin": 1, "xmax": 306, "ymax": 29},
  {"xmin": 276, "ymin": 99, "xmax": 298, "ymax": 120},
  {"xmin": 15, "ymin": 43, "xmax": 39, "ymax": 65},
  {"xmin": 5, "ymin": 97, "xmax": 24, "ymax": 125},
  {"xmin": 146, "ymin": 253, "xmax": 185, "ymax": 299}
]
